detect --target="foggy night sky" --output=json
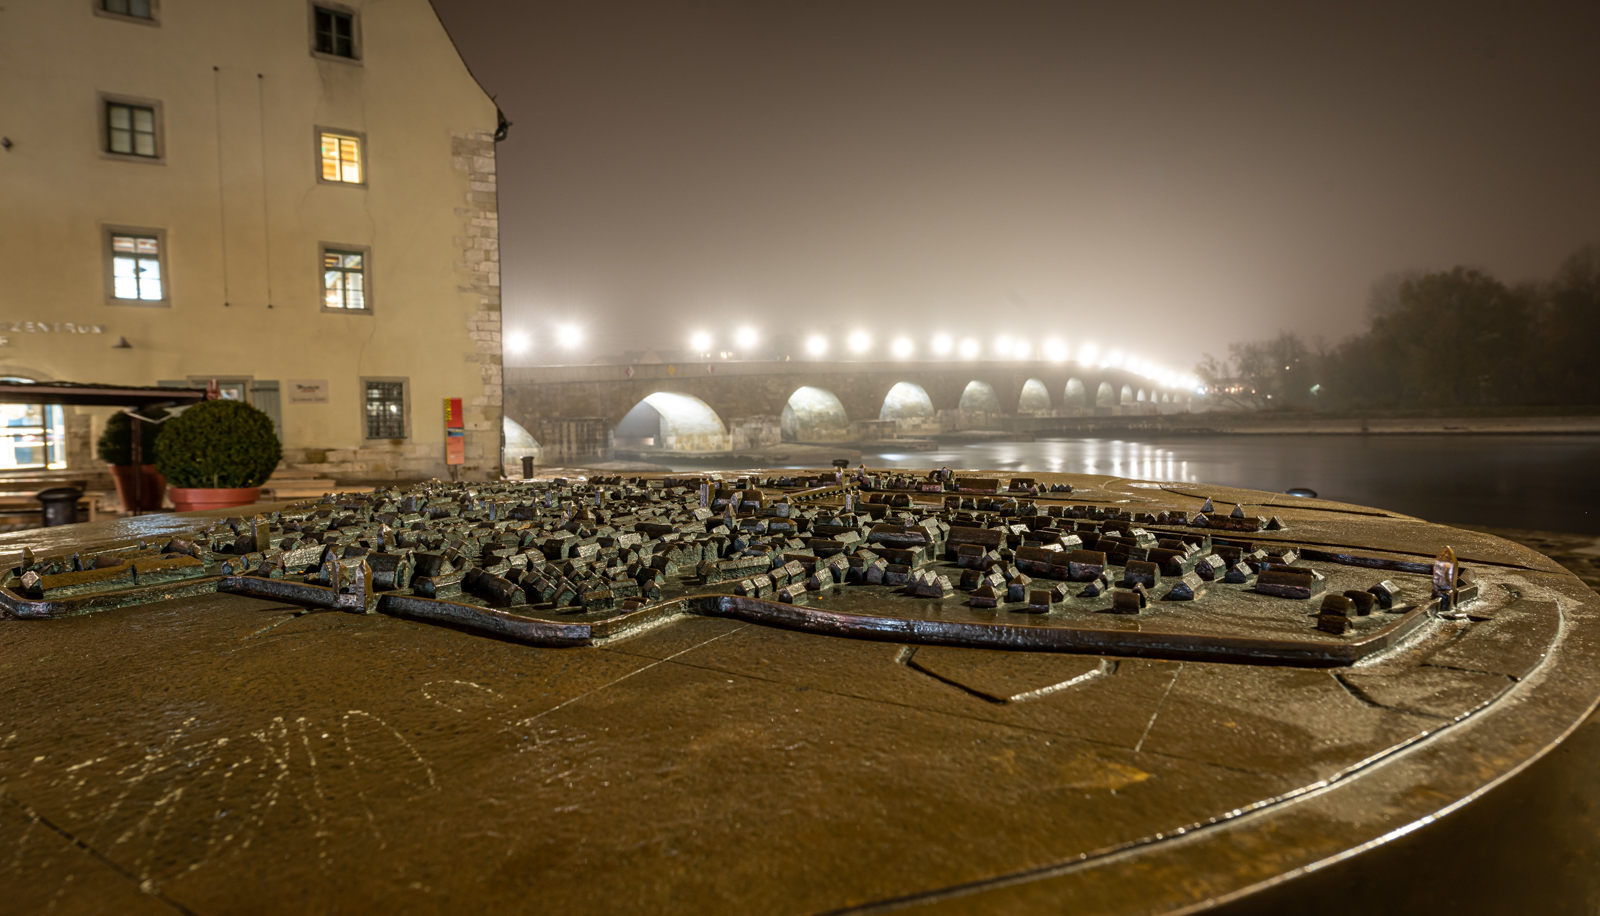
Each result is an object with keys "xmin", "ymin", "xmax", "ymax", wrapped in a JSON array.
[{"xmin": 429, "ymin": 1, "xmax": 1600, "ymax": 370}]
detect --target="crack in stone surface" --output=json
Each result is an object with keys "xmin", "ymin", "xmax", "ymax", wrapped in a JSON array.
[{"xmin": 1, "ymin": 791, "xmax": 199, "ymax": 916}]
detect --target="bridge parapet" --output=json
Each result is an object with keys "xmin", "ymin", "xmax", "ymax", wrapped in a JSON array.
[{"xmin": 505, "ymin": 360, "xmax": 1196, "ymax": 456}]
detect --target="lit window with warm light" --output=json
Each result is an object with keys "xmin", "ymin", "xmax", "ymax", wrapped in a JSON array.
[{"xmin": 320, "ymin": 132, "xmax": 363, "ymax": 184}]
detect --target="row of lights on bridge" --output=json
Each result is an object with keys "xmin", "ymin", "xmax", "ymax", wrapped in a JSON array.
[{"xmin": 505, "ymin": 324, "xmax": 1201, "ymax": 391}]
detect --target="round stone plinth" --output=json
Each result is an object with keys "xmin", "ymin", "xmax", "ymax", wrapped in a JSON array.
[{"xmin": 0, "ymin": 470, "xmax": 1596, "ymax": 914}]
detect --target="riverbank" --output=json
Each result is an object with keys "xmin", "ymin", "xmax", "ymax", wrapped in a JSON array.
[
  {"xmin": 614, "ymin": 442, "xmax": 862, "ymax": 467},
  {"xmin": 1003, "ymin": 411, "xmax": 1600, "ymax": 436},
  {"xmin": 627, "ymin": 434, "xmax": 1599, "ymax": 535}
]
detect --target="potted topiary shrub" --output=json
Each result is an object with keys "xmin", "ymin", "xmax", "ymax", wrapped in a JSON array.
[
  {"xmin": 96, "ymin": 408, "xmax": 168, "ymax": 512},
  {"xmin": 156, "ymin": 399, "xmax": 282, "ymax": 513}
]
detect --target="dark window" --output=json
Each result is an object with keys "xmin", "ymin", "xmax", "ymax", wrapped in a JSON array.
[
  {"xmin": 107, "ymin": 102, "xmax": 157, "ymax": 157},
  {"xmin": 103, "ymin": 0, "xmax": 153, "ymax": 19},
  {"xmin": 314, "ymin": 7, "xmax": 355, "ymax": 58},
  {"xmin": 322, "ymin": 249, "xmax": 366, "ymax": 309},
  {"xmin": 364, "ymin": 381, "xmax": 405, "ymax": 439}
]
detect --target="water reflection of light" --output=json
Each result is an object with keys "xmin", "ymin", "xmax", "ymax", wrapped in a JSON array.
[{"xmin": 856, "ymin": 440, "xmax": 1213, "ymax": 487}]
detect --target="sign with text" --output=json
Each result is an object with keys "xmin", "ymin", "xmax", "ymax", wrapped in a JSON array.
[
  {"xmin": 446, "ymin": 430, "xmax": 465, "ymax": 465},
  {"xmin": 444, "ymin": 397, "xmax": 464, "ymax": 430},
  {"xmin": 0, "ymin": 322, "xmax": 106, "ymax": 334},
  {"xmin": 288, "ymin": 379, "xmax": 330, "ymax": 403},
  {"xmin": 0, "ymin": 322, "xmax": 110, "ymax": 349}
]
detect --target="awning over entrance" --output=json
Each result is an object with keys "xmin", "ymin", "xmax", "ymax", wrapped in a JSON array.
[{"xmin": 0, "ymin": 380, "xmax": 208, "ymax": 408}]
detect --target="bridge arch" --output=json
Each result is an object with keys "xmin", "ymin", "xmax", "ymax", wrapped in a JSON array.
[
  {"xmin": 959, "ymin": 380, "xmax": 1001, "ymax": 414},
  {"xmin": 503, "ymin": 415, "xmax": 542, "ymax": 469},
  {"xmin": 1120, "ymin": 384, "xmax": 1133, "ymax": 405},
  {"xmin": 1064, "ymin": 378, "xmax": 1087, "ymax": 410},
  {"xmin": 615, "ymin": 392, "xmax": 729, "ymax": 452},
  {"xmin": 880, "ymin": 381, "xmax": 935, "ymax": 422},
  {"xmin": 1018, "ymin": 378, "xmax": 1052, "ymax": 415},
  {"xmin": 1095, "ymin": 381, "xmax": 1115, "ymax": 408},
  {"xmin": 781, "ymin": 386, "xmax": 850, "ymax": 442},
  {"xmin": 1136, "ymin": 388, "xmax": 1147, "ymax": 402}
]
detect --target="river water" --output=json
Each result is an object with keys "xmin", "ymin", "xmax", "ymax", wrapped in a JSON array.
[{"xmin": 657, "ymin": 434, "xmax": 1600, "ymax": 534}]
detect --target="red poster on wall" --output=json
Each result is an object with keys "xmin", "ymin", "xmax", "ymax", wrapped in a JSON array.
[
  {"xmin": 444, "ymin": 397, "xmax": 464, "ymax": 429},
  {"xmin": 446, "ymin": 431, "xmax": 465, "ymax": 465}
]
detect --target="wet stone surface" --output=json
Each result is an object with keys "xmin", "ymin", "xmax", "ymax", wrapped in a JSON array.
[{"xmin": 0, "ymin": 469, "xmax": 1596, "ymax": 914}]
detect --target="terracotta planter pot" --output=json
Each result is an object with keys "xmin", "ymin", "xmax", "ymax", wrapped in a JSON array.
[
  {"xmin": 167, "ymin": 486, "xmax": 261, "ymax": 513},
  {"xmin": 108, "ymin": 464, "xmax": 167, "ymax": 512}
]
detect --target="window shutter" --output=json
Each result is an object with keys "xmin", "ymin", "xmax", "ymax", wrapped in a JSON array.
[{"xmin": 250, "ymin": 380, "xmax": 282, "ymax": 441}]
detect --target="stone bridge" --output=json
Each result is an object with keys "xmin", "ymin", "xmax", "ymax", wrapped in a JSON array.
[{"xmin": 503, "ymin": 360, "xmax": 1196, "ymax": 459}]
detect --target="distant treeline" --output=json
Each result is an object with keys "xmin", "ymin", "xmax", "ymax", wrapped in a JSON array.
[{"xmin": 1200, "ymin": 245, "xmax": 1600, "ymax": 410}]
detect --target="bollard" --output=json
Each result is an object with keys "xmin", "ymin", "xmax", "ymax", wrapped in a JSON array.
[
  {"xmin": 36, "ymin": 487, "xmax": 82, "ymax": 527},
  {"xmin": 521, "ymin": 455, "xmax": 535, "ymax": 479}
]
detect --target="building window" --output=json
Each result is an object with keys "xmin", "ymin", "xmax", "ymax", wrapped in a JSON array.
[
  {"xmin": 321, "ymin": 246, "xmax": 368, "ymax": 311},
  {"xmin": 95, "ymin": 0, "xmax": 159, "ymax": 24},
  {"xmin": 104, "ymin": 226, "xmax": 168, "ymax": 305},
  {"xmin": 0, "ymin": 381, "xmax": 66, "ymax": 470},
  {"xmin": 99, "ymin": 94, "xmax": 163, "ymax": 162},
  {"xmin": 102, "ymin": 0, "xmax": 152, "ymax": 18},
  {"xmin": 112, "ymin": 233, "xmax": 162, "ymax": 300},
  {"xmin": 319, "ymin": 132, "xmax": 362, "ymax": 183},
  {"xmin": 363, "ymin": 379, "xmax": 407, "ymax": 439},
  {"xmin": 313, "ymin": 5, "xmax": 358, "ymax": 59},
  {"xmin": 106, "ymin": 102, "xmax": 157, "ymax": 157}
]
